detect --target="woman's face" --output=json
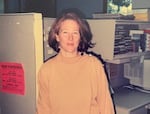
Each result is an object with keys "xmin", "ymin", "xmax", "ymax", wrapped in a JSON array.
[{"xmin": 56, "ymin": 19, "xmax": 80, "ymax": 54}]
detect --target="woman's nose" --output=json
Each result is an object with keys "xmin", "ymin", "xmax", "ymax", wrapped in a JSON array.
[{"xmin": 68, "ymin": 33, "xmax": 73, "ymax": 40}]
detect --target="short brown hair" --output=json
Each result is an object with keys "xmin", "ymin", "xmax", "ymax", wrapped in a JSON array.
[{"xmin": 48, "ymin": 12, "xmax": 95, "ymax": 52}]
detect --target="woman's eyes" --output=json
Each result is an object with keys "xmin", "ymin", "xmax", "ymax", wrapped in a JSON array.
[
  {"xmin": 73, "ymin": 31, "xmax": 79, "ymax": 35},
  {"xmin": 61, "ymin": 31, "xmax": 79, "ymax": 35},
  {"xmin": 62, "ymin": 31, "xmax": 67, "ymax": 34}
]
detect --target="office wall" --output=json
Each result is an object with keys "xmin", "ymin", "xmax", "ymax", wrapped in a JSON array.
[
  {"xmin": 4, "ymin": 0, "xmax": 22, "ymax": 13},
  {"xmin": 132, "ymin": 0, "xmax": 150, "ymax": 9},
  {"xmin": 2, "ymin": 0, "xmax": 150, "ymax": 17},
  {"xmin": 25, "ymin": 0, "xmax": 56, "ymax": 17},
  {"xmin": 1, "ymin": 0, "xmax": 104, "ymax": 17},
  {"xmin": 56, "ymin": 0, "xmax": 103, "ymax": 18},
  {"xmin": 0, "ymin": 0, "xmax": 4, "ymax": 13}
]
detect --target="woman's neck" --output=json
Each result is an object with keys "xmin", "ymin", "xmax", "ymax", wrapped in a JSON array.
[{"xmin": 59, "ymin": 50, "xmax": 79, "ymax": 58}]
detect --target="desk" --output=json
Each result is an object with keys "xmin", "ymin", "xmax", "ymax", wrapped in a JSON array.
[{"xmin": 113, "ymin": 87, "xmax": 150, "ymax": 114}]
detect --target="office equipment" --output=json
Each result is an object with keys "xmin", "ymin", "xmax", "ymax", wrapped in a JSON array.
[
  {"xmin": 87, "ymin": 19, "xmax": 150, "ymax": 61},
  {"xmin": 124, "ymin": 56, "xmax": 150, "ymax": 90},
  {"xmin": 0, "ymin": 13, "xmax": 43, "ymax": 114},
  {"xmin": 87, "ymin": 19, "xmax": 150, "ymax": 90},
  {"xmin": 114, "ymin": 87, "xmax": 150, "ymax": 114}
]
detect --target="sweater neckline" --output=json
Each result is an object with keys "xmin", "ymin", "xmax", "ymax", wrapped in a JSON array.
[{"xmin": 56, "ymin": 52, "xmax": 84, "ymax": 64}]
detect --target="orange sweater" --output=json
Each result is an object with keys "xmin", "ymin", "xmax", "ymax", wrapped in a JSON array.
[{"xmin": 36, "ymin": 53, "xmax": 114, "ymax": 114}]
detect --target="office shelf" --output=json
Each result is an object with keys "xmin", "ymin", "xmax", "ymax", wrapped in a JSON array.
[{"xmin": 88, "ymin": 19, "xmax": 150, "ymax": 63}]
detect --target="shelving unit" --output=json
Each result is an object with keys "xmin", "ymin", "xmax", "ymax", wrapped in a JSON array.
[
  {"xmin": 87, "ymin": 19, "xmax": 150, "ymax": 114},
  {"xmin": 88, "ymin": 19, "xmax": 150, "ymax": 63}
]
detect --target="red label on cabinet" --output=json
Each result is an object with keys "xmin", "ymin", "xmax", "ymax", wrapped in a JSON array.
[{"xmin": 0, "ymin": 62, "xmax": 25, "ymax": 95}]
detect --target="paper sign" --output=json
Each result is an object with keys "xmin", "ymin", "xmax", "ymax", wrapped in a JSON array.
[{"xmin": 0, "ymin": 62, "xmax": 25, "ymax": 95}]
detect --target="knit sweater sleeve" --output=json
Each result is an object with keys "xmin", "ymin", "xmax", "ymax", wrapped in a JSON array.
[
  {"xmin": 93, "ymin": 58, "xmax": 115, "ymax": 114},
  {"xmin": 36, "ymin": 65, "xmax": 51, "ymax": 114}
]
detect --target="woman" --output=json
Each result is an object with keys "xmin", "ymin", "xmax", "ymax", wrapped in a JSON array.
[{"xmin": 36, "ymin": 11, "xmax": 115, "ymax": 114}]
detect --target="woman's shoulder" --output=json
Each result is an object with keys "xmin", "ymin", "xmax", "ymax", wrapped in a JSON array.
[
  {"xmin": 40, "ymin": 54, "xmax": 58, "ymax": 70},
  {"xmin": 85, "ymin": 52, "xmax": 104, "ymax": 65}
]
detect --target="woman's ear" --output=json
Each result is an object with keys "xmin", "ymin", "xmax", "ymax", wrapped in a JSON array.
[{"xmin": 55, "ymin": 34, "xmax": 60, "ymax": 42}]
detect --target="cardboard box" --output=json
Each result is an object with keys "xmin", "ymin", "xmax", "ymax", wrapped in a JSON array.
[{"xmin": 133, "ymin": 8, "xmax": 150, "ymax": 21}]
